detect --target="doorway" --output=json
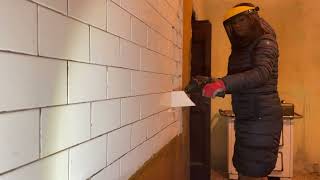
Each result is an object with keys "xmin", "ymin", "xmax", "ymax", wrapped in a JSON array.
[{"xmin": 189, "ymin": 11, "xmax": 212, "ymax": 180}]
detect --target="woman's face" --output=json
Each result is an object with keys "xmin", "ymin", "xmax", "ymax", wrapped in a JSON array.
[{"xmin": 231, "ymin": 14, "xmax": 252, "ymax": 37}]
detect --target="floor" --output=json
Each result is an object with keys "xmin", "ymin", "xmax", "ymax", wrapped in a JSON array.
[
  {"xmin": 211, "ymin": 170, "xmax": 320, "ymax": 180},
  {"xmin": 211, "ymin": 170, "xmax": 227, "ymax": 180}
]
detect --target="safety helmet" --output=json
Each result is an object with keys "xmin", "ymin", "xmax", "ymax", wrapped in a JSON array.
[
  {"xmin": 223, "ymin": 5, "xmax": 259, "ymax": 23},
  {"xmin": 223, "ymin": 4, "xmax": 267, "ymax": 48}
]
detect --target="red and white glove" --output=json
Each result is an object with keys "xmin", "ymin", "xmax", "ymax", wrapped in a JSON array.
[{"xmin": 202, "ymin": 80, "xmax": 226, "ymax": 98}]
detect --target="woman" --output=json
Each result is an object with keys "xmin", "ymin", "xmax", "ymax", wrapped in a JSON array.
[{"xmin": 202, "ymin": 3, "xmax": 283, "ymax": 180}]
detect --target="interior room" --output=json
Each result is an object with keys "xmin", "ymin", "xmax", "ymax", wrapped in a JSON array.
[{"xmin": 0, "ymin": 0, "xmax": 319, "ymax": 180}]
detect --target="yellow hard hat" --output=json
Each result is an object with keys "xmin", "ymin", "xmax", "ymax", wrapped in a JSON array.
[{"xmin": 223, "ymin": 6, "xmax": 256, "ymax": 22}]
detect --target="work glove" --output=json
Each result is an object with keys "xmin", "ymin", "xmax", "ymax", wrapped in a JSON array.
[{"xmin": 202, "ymin": 80, "xmax": 226, "ymax": 98}]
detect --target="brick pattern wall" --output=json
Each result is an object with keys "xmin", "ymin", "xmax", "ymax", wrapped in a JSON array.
[{"xmin": 0, "ymin": 0, "xmax": 184, "ymax": 179}]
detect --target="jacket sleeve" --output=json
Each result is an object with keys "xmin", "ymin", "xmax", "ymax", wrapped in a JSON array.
[
  {"xmin": 224, "ymin": 55, "xmax": 232, "ymax": 94},
  {"xmin": 221, "ymin": 38, "xmax": 279, "ymax": 92}
]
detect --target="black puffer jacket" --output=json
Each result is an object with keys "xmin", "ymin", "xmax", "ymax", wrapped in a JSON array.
[{"xmin": 221, "ymin": 21, "xmax": 283, "ymax": 176}]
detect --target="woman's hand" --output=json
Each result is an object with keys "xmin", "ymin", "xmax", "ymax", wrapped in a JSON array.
[{"xmin": 202, "ymin": 80, "xmax": 226, "ymax": 98}]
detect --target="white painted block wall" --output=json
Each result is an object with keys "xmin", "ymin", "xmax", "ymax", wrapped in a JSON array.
[{"xmin": 0, "ymin": 0, "xmax": 184, "ymax": 179}]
